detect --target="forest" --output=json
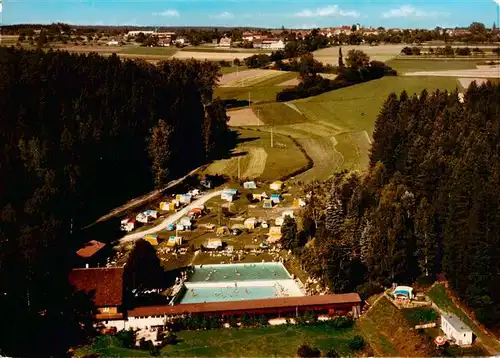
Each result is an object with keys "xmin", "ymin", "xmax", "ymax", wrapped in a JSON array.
[
  {"xmin": 0, "ymin": 47, "xmax": 229, "ymax": 356},
  {"xmin": 292, "ymin": 82, "xmax": 500, "ymax": 329}
]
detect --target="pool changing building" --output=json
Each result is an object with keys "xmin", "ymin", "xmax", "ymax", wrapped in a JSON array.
[{"xmin": 69, "ymin": 263, "xmax": 362, "ymax": 330}]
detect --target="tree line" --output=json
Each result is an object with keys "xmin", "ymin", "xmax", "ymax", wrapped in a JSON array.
[
  {"xmin": 0, "ymin": 47, "xmax": 229, "ymax": 356},
  {"xmin": 401, "ymin": 45, "xmax": 500, "ymax": 57},
  {"xmin": 275, "ymin": 50, "xmax": 397, "ymax": 101},
  {"xmin": 290, "ymin": 82, "xmax": 500, "ymax": 329}
]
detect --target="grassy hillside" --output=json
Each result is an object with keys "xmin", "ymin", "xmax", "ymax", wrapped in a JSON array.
[
  {"xmin": 358, "ymin": 296, "xmax": 436, "ymax": 357},
  {"xmin": 77, "ymin": 324, "xmax": 366, "ymax": 357},
  {"xmin": 386, "ymin": 59, "xmax": 479, "ymax": 73},
  {"xmin": 204, "ymin": 128, "xmax": 308, "ymax": 180}
]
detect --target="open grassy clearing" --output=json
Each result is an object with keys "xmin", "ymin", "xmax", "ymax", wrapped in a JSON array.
[
  {"xmin": 215, "ymin": 86, "xmax": 288, "ymax": 104},
  {"xmin": 292, "ymin": 76, "xmax": 459, "ymax": 135},
  {"xmin": 334, "ymin": 131, "xmax": 371, "ymax": 171},
  {"xmin": 386, "ymin": 59, "xmax": 479, "ymax": 74},
  {"xmin": 314, "ymin": 44, "xmax": 405, "ymax": 64},
  {"xmin": 428, "ymin": 284, "xmax": 500, "ymax": 354},
  {"xmin": 173, "ymin": 51, "xmax": 261, "ymax": 61},
  {"xmin": 359, "ymin": 296, "xmax": 436, "ymax": 357},
  {"xmin": 204, "ymin": 129, "xmax": 307, "ymax": 180},
  {"xmin": 227, "ymin": 108, "xmax": 264, "ymax": 126},
  {"xmin": 220, "ymin": 65, "xmax": 249, "ymax": 74},
  {"xmin": 253, "ymin": 102, "xmax": 307, "ymax": 125},
  {"xmin": 119, "ymin": 47, "xmax": 179, "ymax": 56},
  {"xmin": 294, "ymin": 137, "xmax": 343, "ymax": 181},
  {"xmin": 221, "ymin": 70, "xmax": 288, "ymax": 87},
  {"xmin": 77, "ymin": 324, "xmax": 365, "ymax": 357},
  {"xmin": 181, "ymin": 47, "xmax": 271, "ymax": 54}
]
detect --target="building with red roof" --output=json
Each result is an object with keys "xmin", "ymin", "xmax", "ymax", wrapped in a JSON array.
[
  {"xmin": 75, "ymin": 240, "xmax": 108, "ymax": 268},
  {"xmin": 68, "ymin": 267, "xmax": 125, "ymax": 322}
]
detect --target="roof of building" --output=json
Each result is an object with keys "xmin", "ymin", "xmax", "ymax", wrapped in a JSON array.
[
  {"xmin": 442, "ymin": 313, "xmax": 471, "ymax": 334},
  {"xmin": 76, "ymin": 240, "xmax": 106, "ymax": 258},
  {"xmin": 128, "ymin": 293, "xmax": 361, "ymax": 317},
  {"xmin": 68, "ymin": 267, "xmax": 124, "ymax": 307}
]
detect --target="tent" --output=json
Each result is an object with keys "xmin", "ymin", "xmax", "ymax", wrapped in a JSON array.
[
  {"xmin": 188, "ymin": 208, "xmax": 203, "ymax": 217},
  {"xmin": 206, "ymin": 238, "xmax": 223, "ymax": 250},
  {"xmin": 180, "ymin": 194, "xmax": 192, "ymax": 204},
  {"xmin": 167, "ymin": 236, "xmax": 183, "ymax": 247},
  {"xmin": 267, "ymin": 226, "xmax": 282, "ymax": 243},
  {"xmin": 167, "ymin": 223, "xmax": 175, "ymax": 231},
  {"xmin": 243, "ymin": 181, "xmax": 257, "ymax": 189},
  {"xmin": 216, "ymin": 226, "xmax": 230, "ymax": 236},
  {"xmin": 159, "ymin": 202, "xmax": 170, "ymax": 211},
  {"xmin": 244, "ymin": 217, "xmax": 257, "ymax": 229},
  {"xmin": 144, "ymin": 234, "xmax": 159, "ymax": 246},
  {"xmin": 275, "ymin": 217, "xmax": 284, "ymax": 226},
  {"xmin": 179, "ymin": 216, "xmax": 192, "ymax": 226},
  {"xmin": 270, "ymin": 181, "xmax": 283, "ymax": 191},
  {"xmin": 120, "ymin": 218, "xmax": 135, "ymax": 232},
  {"xmin": 270, "ymin": 194, "xmax": 281, "ymax": 204},
  {"xmin": 221, "ymin": 192, "xmax": 234, "ymax": 202},
  {"xmin": 223, "ymin": 188, "xmax": 238, "ymax": 195},
  {"xmin": 263, "ymin": 199, "xmax": 273, "ymax": 209}
]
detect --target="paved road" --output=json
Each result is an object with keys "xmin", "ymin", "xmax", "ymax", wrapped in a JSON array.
[
  {"xmin": 88, "ymin": 166, "xmax": 202, "ymax": 228},
  {"xmin": 120, "ymin": 190, "xmax": 222, "ymax": 244}
]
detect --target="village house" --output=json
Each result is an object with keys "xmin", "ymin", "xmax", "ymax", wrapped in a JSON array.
[
  {"xmin": 218, "ymin": 36, "xmax": 232, "ymax": 48},
  {"xmin": 75, "ymin": 240, "xmax": 108, "ymax": 268},
  {"xmin": 68, "ymin": 267, "xmax": 125, "ymax": 328},
  {"xmin": 261, "ymin": 39, "xmax": 285, "ymax": 50}
]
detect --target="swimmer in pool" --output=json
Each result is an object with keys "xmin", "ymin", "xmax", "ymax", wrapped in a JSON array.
[{"xmin": 245, "ymin": 289, "xmax": 249, "ymax": 294}]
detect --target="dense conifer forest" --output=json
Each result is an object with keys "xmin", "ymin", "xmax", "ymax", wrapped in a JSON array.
[
  {"xmin": 297, "ymin": 82, "xmax": 500, "ymax": 328},
  {"xmin": 0, "ymin": 47, "xmax": 229, "ymax": 356}
]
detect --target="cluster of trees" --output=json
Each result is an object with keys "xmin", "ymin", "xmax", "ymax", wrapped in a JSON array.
[
  {"xmin": 276, "ymin": 49, "xmax": 396, "ymax": 102},
  {"xmin": 295, "ymin": 82, "xmax": 500, "ymax": 328},
  {"xmin": 401, "ymin": 45, "xmax": 498, "ymax": 57},
  {"xmin": 0, "ymin": 47, "xmax": 229, "ymax": 356}
]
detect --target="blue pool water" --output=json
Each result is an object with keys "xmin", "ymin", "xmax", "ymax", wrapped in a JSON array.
[
  {"xmin": 188, "ymin": 263, "xmax": 290, "ymax": 282},
  {"xmin": 180, "ymin": 285, "xmax": 278, "ymax": 304}
]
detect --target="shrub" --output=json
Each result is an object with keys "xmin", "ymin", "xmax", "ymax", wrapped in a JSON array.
[
  {"xmin": 356, "ymin": 282, "xmax": 384, "ymax": 300},
  {"xmin": 297, "ymin": 344, "xmax": 321, "ymax": 357},
  {"xmin": 348, "ymin": 335, "xmax": 366, "ymax": 351},
  {"xmin": 323, "ymin": 348, "xmax": 339, "ymax": 357},
  {"xmin": 115, "ymin": 328, "xmax": 135, "ymax": 348}
]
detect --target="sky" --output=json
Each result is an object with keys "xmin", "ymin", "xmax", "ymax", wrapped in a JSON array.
[{"xmin": 1, "ymin": 0, "xmax": 500, "ymax": 29}]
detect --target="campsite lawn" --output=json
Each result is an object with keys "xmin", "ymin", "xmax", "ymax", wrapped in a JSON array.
[
  {"xmin": 119, "ymin": 47, "xmax": 179, "ymax": 56},
  {"xmin": 427, "ymin": 283, "xmax": 500, "ymax": 354},
  {"xmin": 386, "ymin": 59, "xmax": 479, "ymax": 74},
  {"xmin": 77, "ymin": 324, "xmax": 365, "ymax": 357},
  {"xmin": 358, "ymin": 296, "xmax": 437, "ymax": 357}
]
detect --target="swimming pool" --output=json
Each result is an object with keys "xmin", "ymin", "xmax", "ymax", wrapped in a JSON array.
[
  {"xmin": 187, "ymin": 262, "xmax": 291, "ymax": 282},
  {"xmin": 180, "ymin": 280, "xmax": 304, "ymax": 304}
]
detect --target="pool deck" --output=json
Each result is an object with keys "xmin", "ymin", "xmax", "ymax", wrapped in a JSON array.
[{"xmin": 185, "ymin": 279, "xmax": 305, "ymax": 296}]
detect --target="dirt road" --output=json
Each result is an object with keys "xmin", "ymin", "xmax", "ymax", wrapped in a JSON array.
[{"xmin": 120, "ymin": 190, "xmax": 222, "ymax": 243}]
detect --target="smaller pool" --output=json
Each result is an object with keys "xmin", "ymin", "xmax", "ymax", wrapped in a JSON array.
[
  {"xmin": 188, "ymin": 262, "xmax": 291, "ymax": 282},
  {"xmin": 181, "ymin": 285, "xmax": 278, "ymax": 304}
]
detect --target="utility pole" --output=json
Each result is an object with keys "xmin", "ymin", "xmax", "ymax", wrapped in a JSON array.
[
  {"xmin": 248, "ymin": 92, "xmax": 251, "ymax": 107},
  {"xmin": 238, "ymin": 156, "xmax": 241, "ymax": 179},
  {"xmin": 271, "ymin": 117, "xmax": 274, "ymax": 148}
]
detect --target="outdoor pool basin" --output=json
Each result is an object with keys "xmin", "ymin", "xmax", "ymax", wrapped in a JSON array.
[
  {"xmin": 180, "ymin": 280, "xmax": 304, "ymax": 304},
  {"xmin": 187, "ymin": 262, "xmax": 291, "ymax": 282}
]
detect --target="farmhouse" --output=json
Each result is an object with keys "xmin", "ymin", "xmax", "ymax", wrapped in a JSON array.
[
  {"xmin": 441, "ymin": 313, "xmax": 473, "ymax": 346},
  {"xmin": 261, "ymin": 39, "xmax": 285, "ymax": 50},
  {"xmin": 68, "ymin": 267, "xmax": 125, "ymax": 326},
  {"xmin": 218, "ymin": 37, "xmax": 232, "ymax": 48}
]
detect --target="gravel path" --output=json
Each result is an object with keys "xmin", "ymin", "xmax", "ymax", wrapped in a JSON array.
[{"xmin": 120, "ymin": 190, "xmax": 222, "ymax": 243}]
